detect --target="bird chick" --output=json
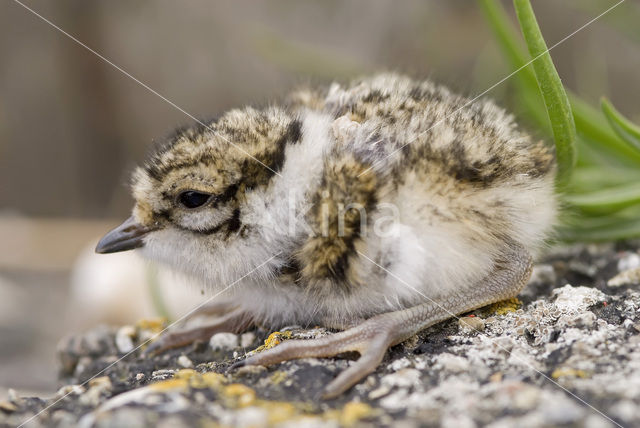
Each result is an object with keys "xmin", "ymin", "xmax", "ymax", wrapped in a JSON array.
[{"xmin": 96, "ymin": 73, "xmax": 556, "ymax": 398}]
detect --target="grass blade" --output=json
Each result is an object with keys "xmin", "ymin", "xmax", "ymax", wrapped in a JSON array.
[
  {"xmin": 569, "ymin": 165, "xmax": 640, "ymax": 194},
  {"xmin": 572, "ymin": 96, "xmax": 640, "ymax": 165},
  {"xmin": 601, "ymin": 97, "xmax": 640, "ymax": 152},
  {"xmin": 564, "ymin": 181, "xmax": 640, "ymax": 215},
  {"xmin": 558, "ymin": 216, "xmax": 640, "ymax": 242},
  {"xmin": 514, "ymin": 0, "xmax": 577, "ymax": 187}
]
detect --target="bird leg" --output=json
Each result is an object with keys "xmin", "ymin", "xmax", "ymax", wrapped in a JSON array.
[
  {"xmin": 144, "ymin": 302, "xmax": 253, "ymax": 355},
  {"xmin": 231, "ymin": 243, "xmax": 532, "ymax": 398}
]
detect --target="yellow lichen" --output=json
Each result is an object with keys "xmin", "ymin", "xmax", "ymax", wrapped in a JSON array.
[
  {"xmin": 484, "ymin": 298, "xmax": 522, "ymax": 316},
  {"xmin": 150, "ymin": 378, "xmax": 190, "ymax": 392},
  {"xmin": 252, "ymin": 331, "xmax": 293, "ymax": 353},
  {"xmin": 551, "ymin": 368, "xmax": 590, "ymax": 379},
  {"xmin": 88, "ymin": 376, "xmax": 111, "ymax": 389},
  {"xmin": 135, "ymin": 318, "xmax": 167, "ymax": 332},
  {"xmin": 147, "ymin": 370, "xmax": 379, "ymax": 425},
  {"xmin": 323, "ymin": 401, "xmax": 375, "ymax": 426},
  {"xmin": 197, "ymin": 418, "xmax": 221, "ymax": 428},
  {"xmin": 224, "ymin": 383, "xmax": 256, "ymax": 407},
  {"xmin": 265, "ymin": 402, "xmax": 297, "ymax": 424},
  {"xmin": 151, "ymin": 370, "xmax": 226, "ymax": 392},
  {"xmin": 143, "ymin": 356, "xmax": 377, "ymax": 425},
  {"xmin": 197, "ymin": 373, "xmax": 227, "ymax": 389},
  {"xmin": 269, "ymin": 370, "xmax": 288, "ymax": 385},
  {"xmin": 173, "ymin": 369, "xmax": 198, "ymax": 380}
]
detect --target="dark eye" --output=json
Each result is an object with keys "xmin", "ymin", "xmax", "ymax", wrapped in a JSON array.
[{"xmin": 178, "ymin": 191, "xmax": 212, "ymax": 209}]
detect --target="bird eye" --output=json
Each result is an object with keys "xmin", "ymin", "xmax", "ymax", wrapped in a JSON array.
[{"xmin": 178, "ymin": 191, "xmax": 212, "ymax": 209}]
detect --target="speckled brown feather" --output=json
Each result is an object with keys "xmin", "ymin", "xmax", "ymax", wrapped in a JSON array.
[{"xmin": 288, "ymin": 74, "xmax": 555, "ymax": 296}]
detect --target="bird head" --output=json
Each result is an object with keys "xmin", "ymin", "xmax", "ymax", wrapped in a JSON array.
[{"xmin": 95, "ymin": 106, "xmax": 301, "ymax": 281}]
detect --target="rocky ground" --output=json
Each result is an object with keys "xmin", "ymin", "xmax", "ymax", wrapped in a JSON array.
[{"xmin": 2, "ymin": 242, "xmax": 640, "ymax": 428}]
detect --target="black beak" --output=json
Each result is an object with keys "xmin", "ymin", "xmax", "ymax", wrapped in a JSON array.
[{"xmin": 95, "ymin": 216, "xmax": 152, "ymax": 254}]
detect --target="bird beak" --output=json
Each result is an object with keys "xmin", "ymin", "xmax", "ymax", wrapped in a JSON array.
[{"xmin": 95, "ymin": 216, "xmax": 153, "ymax": 254}]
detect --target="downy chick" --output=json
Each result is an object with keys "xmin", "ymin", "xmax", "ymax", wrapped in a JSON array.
[{"xmin": 96, "ymin": 73, "xmax": 556, "ymax": 398}]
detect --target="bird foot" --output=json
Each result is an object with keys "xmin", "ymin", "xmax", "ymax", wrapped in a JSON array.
[{"xmin": 231, "ymin": 314, "xmax": 397, "ymax": 399}]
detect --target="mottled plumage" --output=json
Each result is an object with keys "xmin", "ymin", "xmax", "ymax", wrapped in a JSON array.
[{"xmin": 97, "ymin": 73, "xmax": 556, "ymax": 397}]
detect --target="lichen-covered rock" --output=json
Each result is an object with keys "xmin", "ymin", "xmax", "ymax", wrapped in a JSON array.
[{"xmin": 3, "ymin": 242, "xmax": 640, "ymax": 427}]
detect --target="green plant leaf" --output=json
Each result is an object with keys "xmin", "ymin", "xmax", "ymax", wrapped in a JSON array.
[
  {"xmin": 601, "ymin": 97, "xmax": 640, "ymax": 152},
  {"xmin": 565, "ymin": 181, "xmax": 640, "ymax": 215},
  {"xmin": 572, "ymin": 96, "xmax": 640, "ymax": 165},
  {"xmin": 568, "ymin": 165, "xmax": 640, "ymax": 194},
  {"xmin": 514, "ymin": 0, "xmax": 577, "ymax": 187},
  {"xmin": 557, "ymin": 216, "xmax": 640, "ymax": 242}
]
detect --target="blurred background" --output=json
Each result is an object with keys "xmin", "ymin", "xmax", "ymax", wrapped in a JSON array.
[{"xmin": 1, "ymin": 0, "xmax": 638, "ymax": 398}]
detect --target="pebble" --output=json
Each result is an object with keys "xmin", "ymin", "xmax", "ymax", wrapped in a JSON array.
[
  {"xmin": 380, "ymin": 368, "xmax": 421, "ymax": 389},
  {"xmin": 209, "ymin": 332, "xmax": 239, "ymax": 351},
  {"xmin": 240, "ymin": 332, "xmax": 256, "ymax": 348},
  {"xmin": 611, "ymin": 399, "xmax": 637, "ymax": 423},
  {"xmin": 567, "ymin": 311, "xmax": 596, "ymax": 329},
  {"xmin": 387, "ymin": 357, "xmax": 411, "ymax": 371},
  {"xmin": 0, "ymin": 401, "xmax": 17, "ymax": 412},
  {"xmin": 540, "ymin": 394, "xmax": 584, "ymax": 425},
  {"xmin": 151, "ymin": 369, "xmax": 174, "ymax": 381},
  {"xmin": 368, "ymin": 385, "xmax": 391, "ymax": 400},
  {"xmin": 7, "ymin": 389, "xmax": 19, "ymax": 402},
  {"xmin": 528, "ymin": 264, "xmax": 556, "ymax": 285},
  {"xmin": 568, "ymin": 260, "xmax": 598, "ymax": 278},
  {"xmin": 56, "ymin": 384, "xmax": 85, "ymax": 397},
  {"xmin": 51, "ymin": 410, "xmax": 76, "ymax": 426},
  {"xmin": 89, "ymin": 376, "xmax": 112, "ymax": 390},
  {"xmin": 552, "ymin": 285, "xmax": 605, "ymax": 313},
  {"xmin": 511, "ymin": 384, "xmax": 540, "ymax": 410},
  {"xmin": 80, "ymin": 376, "xmax": 112, "ymax": 407},
  {"xmin": 234, "ymin": 365, "xmax": 267, "ymax": 377},
  {"xmin": 618, "ymin": 252, "xmax": 640, "ymax": 272},
  {"xmin": 608, "ymin": 267, "xmax": 640, "ymax": 287},
  {"xmin": 586, "ymin": 242, "xmax": 615, "ymax": 256},
  {"xmin": 226, "ymin": 407, "xmax": 268, "ymax": 428},
  {"xmin": 434, "ymin": 353, "xmax": 470, "ymax": 373},
  {"xmin": 458, "ymin": 316, "xmax": 485, "ymax": 332},
  {"xmin": 115, "ymin": 325, "xmax": 136, "ymax": 354},
  {"xmin": 177, "ymin": 355, "xmax": 194, "ymax": 368}
]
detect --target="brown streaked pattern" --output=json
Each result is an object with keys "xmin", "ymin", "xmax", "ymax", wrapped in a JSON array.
[
  {"xmin": 323, "ymin": 74, "xmax": 555, "ymax": 190},
  {"xmin": 296, "ymin": 151, "xmax": 379, "ymax": 293},
  {"xmin": 142, "ymin": 108, "xmax": 302, "ymax": 187}
]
